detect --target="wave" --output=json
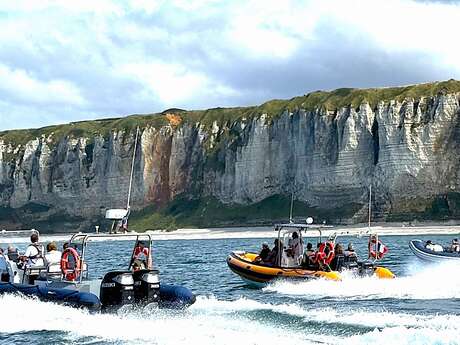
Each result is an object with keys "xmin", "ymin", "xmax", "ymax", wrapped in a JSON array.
[
  {"xmin": 1, "ymin": 293, "xmax": 458, "ymax": 345},
  {"xmin": 263, "ymin": 261, "xmax": 460, "ymax": 300},
  {"xmin": 0, "ymin": 294, "xmax": 331, "ymax": 345}
]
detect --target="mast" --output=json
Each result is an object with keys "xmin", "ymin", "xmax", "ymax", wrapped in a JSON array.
[
  {"xmin": 127, "ymin": 127, "xmax": 140, "ymax": 210},
  {"xmin": 368, "ymin": 184, "xmax": 372, "ymax": 229},
  {"xmin": 289, "ymin": 191, "xmax": 294, "ymax": 223}
]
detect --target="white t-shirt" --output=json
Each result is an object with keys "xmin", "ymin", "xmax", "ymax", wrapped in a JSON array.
[
  {"xmin": 45, "ymin": 250, "xmax": 62, "ymax": 272},
  {"xmin": 45, "ymin": 250, "xmax": 62, "ymax": 265},
  {"xmin": 24, "ymin": 244, "xmax": 44, "ymax": 267}
]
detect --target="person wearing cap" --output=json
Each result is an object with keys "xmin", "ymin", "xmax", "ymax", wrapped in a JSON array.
[
  {"xmin": 344, "ymin": 242, "xmax": 357, "ymax": 260},
  {"xmin": 256, "ymin": 242, "xmax": 270, "ymax": 263},
  {"xmin": 425, "ymin": 240, "xmax": 443, "ymax": 252}
]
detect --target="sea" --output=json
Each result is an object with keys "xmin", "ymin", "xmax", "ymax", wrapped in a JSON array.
[{"xmin": 1, "ymin": 233, "xmax": 459, "ymax": 345}]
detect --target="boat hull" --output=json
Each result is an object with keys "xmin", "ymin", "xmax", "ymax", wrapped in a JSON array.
[
  {"xmin": 0, "ymin": 282, "xmax": 101, "ymax": 311},
  {"xmin": 227, "ymin": 251, "xmax": 341, "ymax": 287},
  {"xmin": 227, "ymin": 251, "xmax": 395, "ymax": 286},
  {"xmin": 409, "ymin": 240, "xmax": 460, "ymax": 262},
  {"xmin": 0, "ymin": 281, "xmax": 195, "ymax": 311}
]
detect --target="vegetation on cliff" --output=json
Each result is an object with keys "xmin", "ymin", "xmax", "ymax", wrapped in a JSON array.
[
  {"xmin": 2, "ymin": 79, "xmax": 460, "ymax": 148},
  {"xmin": 1, "ymin": 79, "xmax": 460, "ymax": 231}
]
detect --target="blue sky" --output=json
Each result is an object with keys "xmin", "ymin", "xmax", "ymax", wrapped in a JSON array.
[{"xmin": 0, "ymin": 0, "xmax": 459, "ymax": 131}]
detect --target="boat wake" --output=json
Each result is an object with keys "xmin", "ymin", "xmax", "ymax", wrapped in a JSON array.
[
  {"xmin": 263, "ymin": 261, "xmax": 460, "ymax": 300},
  {"xmin": 1, "ymin": 293, "xmax": 459, "ymax": 345}
]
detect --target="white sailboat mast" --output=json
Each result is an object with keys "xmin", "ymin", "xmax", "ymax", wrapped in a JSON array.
[
  {"xmin": 368, "ymin": 184, "xmax": 372, "ymax": 229},
  {"xmin": 127, "ymin": 127, "xmax": 140, "ymax": 210}
]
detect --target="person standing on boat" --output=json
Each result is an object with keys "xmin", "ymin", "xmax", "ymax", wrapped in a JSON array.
[
  {"xmin": 21, "ymin": 233, "xmax": 45, "ymax": 284},
  {"xmin": 288, "ymin": 232, "xmax": 303, "ymax": 259},
  {"xmin": 368, "ymin": 236, "xmax": 388, "ymax": 259},
  {"xmin": 132, "ymin": 241, "xmax": 151, "ymax": 270},
  {"xmin": 450, "ymin": 239, "xmax": 460, "ymax": 252}
]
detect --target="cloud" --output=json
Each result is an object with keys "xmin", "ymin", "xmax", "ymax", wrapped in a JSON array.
[
  {"xmin": 0, "ymin": 64, "xmax": 86, "ymax": 106},
  {"xmin": 0, "ymin": 0, "xmax": 459, "ymax": 131}
]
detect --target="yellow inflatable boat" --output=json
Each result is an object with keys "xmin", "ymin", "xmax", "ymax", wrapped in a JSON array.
[
  {"xmin": 227, "ymin": 222, "xmax": 395, "ymax": 287},
  {"xmin": 227, "ymin": 251, "xmax": 341, "ymax": 287}
]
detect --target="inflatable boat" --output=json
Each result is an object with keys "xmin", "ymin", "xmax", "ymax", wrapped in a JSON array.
[
  {"xmin": 227, "ymin": 251, "xmax": 340, "ymax": 287},
  {"xmin": 409, "ymin": 239, "xmax": 460, "ymax": 263},
  {"xmin": 0, "ymin": 230, "xmax": 195, "ymax": 311},
  {"xmin": 227, "ymin": 222, "xmax": 395, "ymax": 287}
]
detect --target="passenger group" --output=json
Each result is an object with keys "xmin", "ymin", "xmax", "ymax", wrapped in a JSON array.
[
  {"xmin": 425, "ymin": 238, "xmax": 460, "ymax": 253},
  {"xmin": 256, "ymin": 231, "xmax": 359, "ymax": 271}
]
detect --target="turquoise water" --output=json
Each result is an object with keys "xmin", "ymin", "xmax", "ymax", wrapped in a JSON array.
[{"xmin": 1, "ymin": 234, "xmax": 460, "ymax": 344}]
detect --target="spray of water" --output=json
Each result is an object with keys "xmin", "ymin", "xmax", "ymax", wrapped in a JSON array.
[
  {"xmin": 264, "ymin": 261, "xmax": 460, "ymax": 300},
  {"xmin": 0, "ymin": 293, "xmax": 458, "ymax": 345}
]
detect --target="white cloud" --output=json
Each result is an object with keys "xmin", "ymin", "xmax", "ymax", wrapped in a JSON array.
[
  {"xmin": 0, "ymin": 64, "xmax": 87, "ymax": 106},
  {"xmin": 0, "ymin": 0, "xmax": 460, "ymax": 131}
]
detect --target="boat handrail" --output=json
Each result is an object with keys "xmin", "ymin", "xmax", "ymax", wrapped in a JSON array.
[
  {"xmin": 69, "ymin": 232, "xmax": 153, "ymax": 244},
  {"xmin": 69, "ymin": 232, "xmax": 154, "ymax": 284},
  {"xmin": 274, "ymin": 223, "xmax": 334, "ymax": 229}
]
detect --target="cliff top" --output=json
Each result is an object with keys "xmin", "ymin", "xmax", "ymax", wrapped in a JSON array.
[{"xmin": 1, "ymin": 79, "xmax": 460, "ymax": 147}]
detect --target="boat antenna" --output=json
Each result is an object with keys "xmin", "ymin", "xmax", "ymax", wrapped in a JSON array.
[
  {"xmin": 289, "ymin": 191, "xmax": 294, "ymax": 223},
  {"xmin": 127, "ymin": 127, "xmax": 140, "ymax": 211}
]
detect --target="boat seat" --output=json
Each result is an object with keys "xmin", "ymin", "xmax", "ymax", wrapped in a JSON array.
[{"xmin": 22, "ymin": 265, "xmax": 47, "ymax": 284}]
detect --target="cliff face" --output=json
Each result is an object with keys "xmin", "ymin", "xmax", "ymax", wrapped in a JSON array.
[{"xmin": 1, "ymin": 81, "xmax": 460, "ymax": 231}]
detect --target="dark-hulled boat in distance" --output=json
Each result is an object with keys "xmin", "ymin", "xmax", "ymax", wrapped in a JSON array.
[{"xmin": 409, "ymin": 239, "xmax": 460, "ymax": 263}]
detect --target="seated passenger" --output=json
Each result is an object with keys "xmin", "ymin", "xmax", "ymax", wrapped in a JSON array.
[
  {"xmin": 450, "ymin": 239, "xmax": 460, "ymax": 253},
  {"xmin": 344, "ymin": 243, "xmax": 358, "ymax": 261},
  {"xmin": 305, "ymin": 243, "xmax": 315, "ymax": 257},
  {"xmin": 335, "ymin": 243, "xmax": 344, "ymax": 255},
  {"xmin": 425, "ymin": 240, "xmax": 443, "ymax": 252},
  {"xmin": 330, "ymin": 244, "xmax": 344, "ymax": 271},
  {"xmin": 20, "ymin": 233, "xmax": 45, "ymax": 284},
  {"xmin": 425, "ymin": 240, "xmax": 434, "ymax": 250},
  {"xmin": 7, "ymin": 245, "xmax": 19, "ymax": 262},
  {"xmin": 321, "ymin": 246, "xmax": 332, "ymax": 272},
  {"xmin": 265, "ymin": 239, "xmax": 282, "ymax": 267},
  {"xmin": 45, "ymin": 242, "xmax": 62, "ymax": 273},
  {"xmin": 255, "ymin": 243, "xmax": 270, "ymax": 263}
]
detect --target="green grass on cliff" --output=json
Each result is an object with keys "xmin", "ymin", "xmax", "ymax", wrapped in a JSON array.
[
  {"xmin": 2, "ymin": 79, "xmax": 460, "ymax": 149},
  {"xmin": 128, "ymin": 194, "xmax": 363, "ymax": 231}
]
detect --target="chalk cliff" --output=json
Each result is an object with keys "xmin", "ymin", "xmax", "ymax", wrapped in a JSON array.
[{"xmin": 1, "ymin": 80, "xmax": 459, "ymax": 231}]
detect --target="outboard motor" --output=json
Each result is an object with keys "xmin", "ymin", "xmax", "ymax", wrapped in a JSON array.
[
  {"xmin": 359, "ymin": 261, "xmax": 374, "ymax": 276},
  {"xmin": 133, "ymin": 269, "xmax": 160, "ymax": 305},
  {"xmin": 99, "ymin": 271, "xmax": 135, "ymax": 311}
]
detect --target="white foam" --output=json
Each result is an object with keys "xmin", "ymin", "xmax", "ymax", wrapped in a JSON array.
[
  {"xmin": 345, "ymin": 326, "xmax": 459, "ymax": 345},
  {"xmin": 264, "ymin": 261, "xmax": 460, "ymax": 300},
  {"xmin": 1, "ymin": 294, "xmax": 459, "ymax": 344},
  {"xmin": 0, "ymin": 294, "xmax": 333, "ymax": 345}
]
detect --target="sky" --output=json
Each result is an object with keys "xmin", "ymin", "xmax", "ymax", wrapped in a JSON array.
[{"xmin": 0, "ymin": 0, "xmax": 459, "ymax": 131}]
